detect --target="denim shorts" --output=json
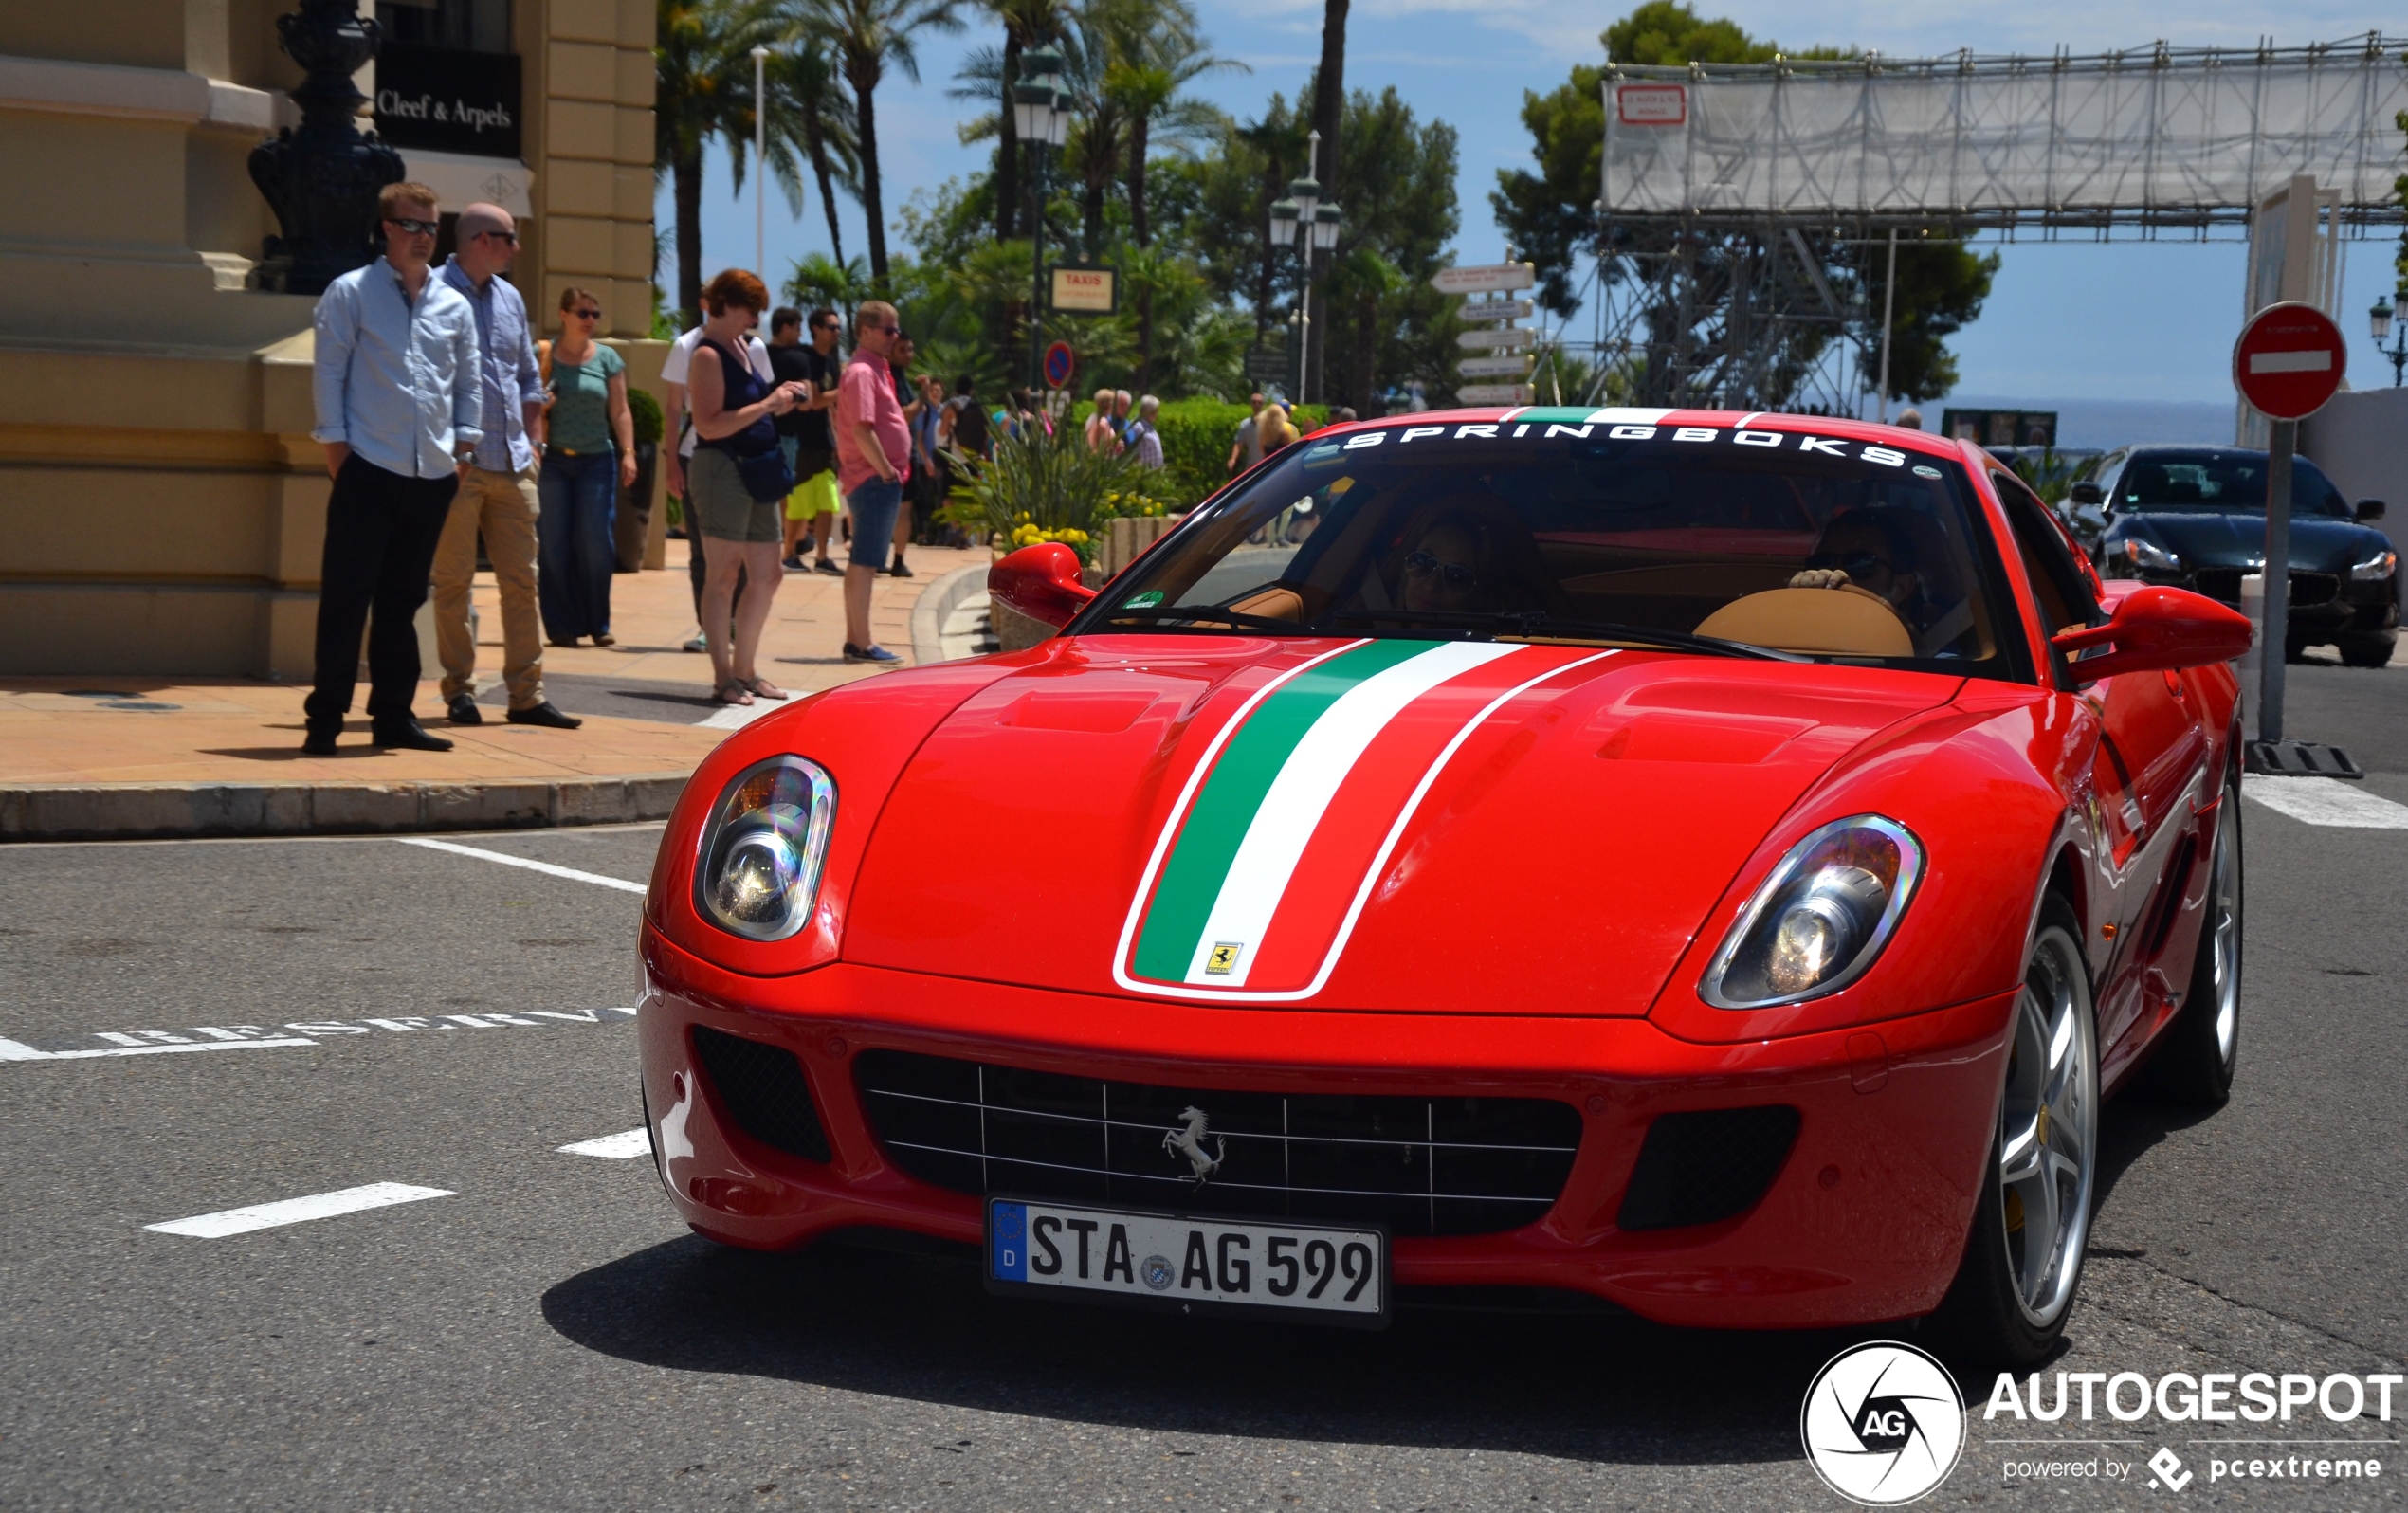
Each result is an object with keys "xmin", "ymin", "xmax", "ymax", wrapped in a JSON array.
[{"xmin": 845, "ymin": 477, "xmax": 904, "ymax": 571}]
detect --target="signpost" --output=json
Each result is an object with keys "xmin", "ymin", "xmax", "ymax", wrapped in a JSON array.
[
  {"xmin": 1456, "ymin": 327, "xmax": 1535, "ymax": 351},
  {"xmin": 1043, "ymin": 340, "xmax": 1076, "ymax": 390},
  {"xmin": 1431, "ymin": 263, "xmax": 1536, "ymax": 296},
  {"xmin": 1456, "ymin": 299, "xmax": 1535, "ymax": 324},
  {"xmin": 1049, "ymin": 264, "xmax": 1117, "ymax": 315},
  {"xmin": 2231, "ymin": 300, "xmax": 2350, "ymax": 773},
  {"xmin": 1457, "ymin": 355, "xmax": 1534, "ymax": 378},
  {"xmin": 1456, "ymin": 383, "xmax": 1535, "ymax": 405}
]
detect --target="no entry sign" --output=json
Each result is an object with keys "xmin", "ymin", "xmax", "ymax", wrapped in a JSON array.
[
  {"xmin": 2232, "ymin": 301, "xmax": 2345, "ymax": 420},
  {"xmin": 1043, "ymin": 340, "xmax": 1075, "ymax": 389}
]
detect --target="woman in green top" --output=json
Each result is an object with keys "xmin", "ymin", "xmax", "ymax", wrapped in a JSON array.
[{"xmin": 538, "ymin": 286, "xmax": 637, "ymax": 646}]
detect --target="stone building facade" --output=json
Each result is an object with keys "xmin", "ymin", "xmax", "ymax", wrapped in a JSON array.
[{"xmin": 0, "ymin": 0, "xmax": 666, "ymax": 677}]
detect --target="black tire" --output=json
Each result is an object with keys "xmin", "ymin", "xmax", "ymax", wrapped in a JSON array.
[
  {"xmin": 2338, "ymin": 634, "xmax": 2396, "ymax": 669},
  {"xmin": 1926, "ymin": 897, "xmax": 2098, "ymax": 1371},
  {"xmin": 2137, "ymin": 765, "xmax": 2243, "ymax": 1105}
]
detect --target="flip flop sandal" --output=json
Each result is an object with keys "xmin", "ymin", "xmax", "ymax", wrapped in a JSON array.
[
  {"xmin": 744, "ymin": 677, "xmax": 790, "ymax": 700},
  {"xmin": 714, "ymin": 682, "xmax": 755, "ymax": 706}
]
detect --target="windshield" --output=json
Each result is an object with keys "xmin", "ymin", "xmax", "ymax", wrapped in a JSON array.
[
  {"xmin": 2113, "ymin": 450, "xmax": 2351, "ymax": 517},
  {"xmin": 1079, "ymin": 420, "xmax": 2023, "ymax": 677}
]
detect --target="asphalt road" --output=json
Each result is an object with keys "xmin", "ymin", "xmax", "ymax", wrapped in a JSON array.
[{"xmin": 3, "ymin": 668, "xmax": 2405, "ymax": 1510}]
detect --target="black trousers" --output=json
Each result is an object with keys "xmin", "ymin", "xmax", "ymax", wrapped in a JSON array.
[{"xmin": 305, "ymin": 454, "xmax": 459, "ymax": 736}]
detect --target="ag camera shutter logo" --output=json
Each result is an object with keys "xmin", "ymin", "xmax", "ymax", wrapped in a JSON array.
[{"xmin": 1801, "ymin": 1341, "xmax": 1966, "ymax": 1504}]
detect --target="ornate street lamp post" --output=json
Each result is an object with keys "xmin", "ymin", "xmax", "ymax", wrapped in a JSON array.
[
  {"xmin": 1265, "ymin": 130, "xmax": 1340, "ymax": 404},
  {"xmin": 247, "ymin": 0, "xmax": 404, "ymax": 295},
  {"xmin": 1013, "ymin": 48, "xmax": 1069, "ymax": 396},
  {"xmin": 2372, "ymin": 291, "xmax": 2407, "ymax": 387}
]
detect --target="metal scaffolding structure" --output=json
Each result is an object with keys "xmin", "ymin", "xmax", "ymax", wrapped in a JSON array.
[{"xmin": 1564, "ymin": 34, "xmax": 2408, "ymax": 411}]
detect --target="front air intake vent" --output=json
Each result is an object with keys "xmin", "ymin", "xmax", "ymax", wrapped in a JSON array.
[
  {"xmin": 691, "ymin": 1026, "xmax": 831, "ymax": 1163},
  {"xmin": 1615, "ymin": 1105, "xmax": 1801, "ymax": 1231}
]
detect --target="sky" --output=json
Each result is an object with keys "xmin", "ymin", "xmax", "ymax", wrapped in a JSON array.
[{"xmin": 657, "ymin": 1, "xmax": 2405, "ymax": 415}]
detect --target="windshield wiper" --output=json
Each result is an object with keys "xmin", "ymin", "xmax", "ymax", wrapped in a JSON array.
[
  {"xmin": 1332, "ymin": 609, "xmax": 1803, "ymax": 662},
  {"xmin": 1094, "ymin": 605, "xmax": 1304, "ymax": 633}
]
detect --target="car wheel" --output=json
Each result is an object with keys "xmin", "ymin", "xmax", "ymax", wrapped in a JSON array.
[
  {"xmin": 2338, "ymin": 634, "xmax": 2396, "ymax": 669},
  {"xmin": 1928, "ymin": 898, "xmax": 2100, "ymax": 1368},
  {"xmin": 2138, "ymin": 768, "xmax": 2243, "ymax": 1105}
]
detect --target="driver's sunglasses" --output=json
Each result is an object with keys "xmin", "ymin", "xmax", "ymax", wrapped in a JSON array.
[
  {"xmin": 1806, "ymin": 550, "xmax": 1887, "ymax": 576},
  {"xmin": 1404, "ymin": 551, "xmax": 1478, "ymax": 590},
  {"xmin": 386, "ymin": 217, "xmax": 439, "ymax": 236}
]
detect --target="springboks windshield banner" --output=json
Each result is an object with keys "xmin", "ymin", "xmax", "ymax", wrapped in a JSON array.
[{"xmin": 1114, "ymin": 639, "xmax": 1613, "ymax": 1001}]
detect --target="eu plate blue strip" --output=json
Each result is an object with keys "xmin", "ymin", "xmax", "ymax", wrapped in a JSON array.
[{"xmin": 992, "ymin": 1201, "xmax": 1028, "ymax": 1281}]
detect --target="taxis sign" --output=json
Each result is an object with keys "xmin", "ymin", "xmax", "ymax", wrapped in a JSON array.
[{"xmin": 1050, "ymin": 264, "xmax": 1118, "ymax": 315}]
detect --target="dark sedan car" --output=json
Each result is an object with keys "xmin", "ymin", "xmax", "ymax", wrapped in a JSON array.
[{"xmin": 2068, "ymin": 447, "xmax": 2398, "ymax": 666}]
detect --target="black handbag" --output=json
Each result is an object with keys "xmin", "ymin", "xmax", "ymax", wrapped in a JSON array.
[{"xmin": 732, "ymin": 444, "xmax": 794, "ymax": 503}]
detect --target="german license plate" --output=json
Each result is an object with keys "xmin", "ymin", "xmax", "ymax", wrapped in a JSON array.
[{"xmin": 985, "ymin": 1197, "xmax": 1388, "ymax": 1327}]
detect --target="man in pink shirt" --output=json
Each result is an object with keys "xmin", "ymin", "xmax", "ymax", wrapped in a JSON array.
[{"xmin": 832, "ymin": 300, "xmax": 911, "ymax": 662}]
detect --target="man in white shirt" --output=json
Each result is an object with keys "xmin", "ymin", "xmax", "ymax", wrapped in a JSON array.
[{"xmin": 661, "ymin": 318, "xmax": 773, "ymax": 652}]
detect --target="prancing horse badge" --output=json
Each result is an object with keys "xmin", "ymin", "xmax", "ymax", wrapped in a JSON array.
[{"xmin": 1205, "ymin": 942, "xmax": 1242, "ymax": 975}]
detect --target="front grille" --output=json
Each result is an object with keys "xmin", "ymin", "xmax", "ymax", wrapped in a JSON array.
[
  {"xmin": 691, "ymin": 1026, "xmax": 831, "ymax": 1163},
  {"xmin": 853, "ymin": 1050, "xmax": 1582, "ymax": 1237},
  {"xmin": 1615, "ymin": 1105, "xmax": 1800, "ymax": 1231},
  {"xmin": 2289, "ymin": 572, "xmax": 2339, "ymax": 608},
  {"xmin": 2190, "ymin": 568, "xmax": 2338, "ymax": 607}
]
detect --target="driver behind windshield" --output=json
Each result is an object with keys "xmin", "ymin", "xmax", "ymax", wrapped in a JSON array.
[
  {"xmin": 1400, "ymin": 513, "xmax": 1487, "ymax": 614},
  {"xmin": 1788, "ymin": 509, "xmax": 1956, "ymax": 640}
]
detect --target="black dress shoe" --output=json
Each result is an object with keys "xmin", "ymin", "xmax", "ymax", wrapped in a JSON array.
[
  {"xmin": 447, "ymin": 693, "xmax": 483, "ymax": 725},
  {"xmin": 506, "ymin": 700, "xmax": 583, "ymax": 730},
  {"xmin": 371, "ymin": 720, "xmax": 454, "ymax": 752},
  {"xmin": 301, "ymin": 731, "xmax": 340, "ymax": 756}
]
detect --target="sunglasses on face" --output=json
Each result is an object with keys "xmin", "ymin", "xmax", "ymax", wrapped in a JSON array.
[
  {"xmin": 1404, "ymin": 551, "xmax": 1478, "ymax": 591},
  {"xmin": 569, "ymin": 307, "xmax": 602, "ymax": 319},
  {"xmin": 476, "ymin": 229, "xmax": 519, "ymax": 245},
  {"xmin": 387, "ymin": 217, "xmax": 439, "ymax": 236}
]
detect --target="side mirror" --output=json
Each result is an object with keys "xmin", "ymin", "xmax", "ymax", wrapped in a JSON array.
[
  {"xmin": 2051, "ymin": 585, "xmax": 2253, "ymax": 684},
  {"xmin": 2068, "ymin": 482, "xmax": 2104, "ymax": 506},
  {"xmin": 988, "ymin": 542, "xmax": 1095, "ymax": 632},
  {"xmin": 2354, "ymin": 498, "xmax": 2386, "ymax": 522}
]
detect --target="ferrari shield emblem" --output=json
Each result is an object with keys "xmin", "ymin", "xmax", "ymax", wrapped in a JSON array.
[{"xmin": 1204, "ymin": 942, "xmax": 1243, "ymax": 975}]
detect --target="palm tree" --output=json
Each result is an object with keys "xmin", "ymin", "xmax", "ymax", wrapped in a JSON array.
[
  {"xmin": 655, "ymin": 0, "xmax": 779, "ymax": 321},
  {"xmin": 784, "ymin": 250, "xmax": 873, "ymax": 322},
  {"xmin": 1100, "ymin": 0, "xmax": 1240, "ymax": 250},
  {"xmin": 790, "ymin": 0, "xmax": 963, "ymax": 287}
]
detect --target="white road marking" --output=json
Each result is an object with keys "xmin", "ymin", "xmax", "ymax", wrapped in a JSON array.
[
  {"xmin": 0, "ymin": 1034, "xmax": 316, "ymax": 1062},
  {"xmin": 144, "ymin": 1182, "xmax": 453, "ymax": 1238},
  {"xmin": 397, "ymin": 836, "xmax": 648, "ymax": 893},
  {"xmin": 556, "ymin": 1128, "xmax": 652, "ymax": 1159},
  {"xmin": 2241, "ymin": 775, "xmax": 2408, "ymax": 829},
  {"xmin": 697, "ymin": 698, "xmax": 785, "ymax": 730}
]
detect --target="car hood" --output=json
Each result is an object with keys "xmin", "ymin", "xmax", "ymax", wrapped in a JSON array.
[
  {"xmin": 841, "ymin": 635, "xmax": 1963, "ymax": 1014},
  {"xmin": 2122, "ymin": 511, "xmax": 2387, "ymax": 573}
]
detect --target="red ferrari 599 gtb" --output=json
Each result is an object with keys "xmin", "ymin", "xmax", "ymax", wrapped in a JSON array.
[{"xmin": 637, "ymin": 407, "xmax": 2253, "ymax": 1365}]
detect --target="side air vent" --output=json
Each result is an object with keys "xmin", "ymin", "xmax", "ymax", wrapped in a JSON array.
[
  {"xmin": 690, "ymin": 1025, "xmax": 831, "ymax": 1163},
  {"xmin": 1615, "ymin": 1105, "xmax": 1801, "ymax": 1231}
]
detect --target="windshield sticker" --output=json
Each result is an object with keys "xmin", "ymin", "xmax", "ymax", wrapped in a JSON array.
[
  {"xmin": 1335, "ymin": 422, "xmax": 1934, "ymax": 470},
  {"xmin": 1123, "ymin": 590, "xmax": 1165, "ymax": 609}
]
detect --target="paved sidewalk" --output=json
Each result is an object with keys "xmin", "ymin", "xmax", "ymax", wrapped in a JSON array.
[{"xmin": 2, "ymin": 539, "xmax": 990, "ymax": 841}]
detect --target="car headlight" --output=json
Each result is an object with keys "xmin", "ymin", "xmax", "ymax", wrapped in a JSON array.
[
  {"xmin": 693, "ymin": 756, "xmax": 835, "ymax": 941},
  {"xmin": 1700, "ymin": 816, "xmax": 1924, "ymax": 1009},
  {"xmin": 2350, "ymin": 547, "xmax": 2398, "ymax": 581},
  {"xmin": 2120, "ymin": 536, "xmax": 2180, "ymax": 572}
]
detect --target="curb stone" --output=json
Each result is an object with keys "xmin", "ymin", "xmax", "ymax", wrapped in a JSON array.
[
  {"xmin": 0, "ymin": 773, "xmax": 694, "ymax": 843},
  {"xmin": 909, "ymin": 561, "xmax": 990, "ymax": 667}
]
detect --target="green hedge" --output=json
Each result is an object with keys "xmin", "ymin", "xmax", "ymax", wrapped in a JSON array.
[{"xmin": 1068, "ymin": 399, "xmax": 1328, "ymax": 509}]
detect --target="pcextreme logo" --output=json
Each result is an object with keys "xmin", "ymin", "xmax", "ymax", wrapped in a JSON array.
[{"xmin": 1801, "ymin": 1341, "xmax": 1967, "ymax": 1504}]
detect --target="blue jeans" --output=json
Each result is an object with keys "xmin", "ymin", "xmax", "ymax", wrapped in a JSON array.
[
  {"xmin": 846, "ymin": 476, "xmax": 904, "ymax": 572},
  {"xmin": 538, "ymin": 450, "xmax": 617, "ymax": 640}
]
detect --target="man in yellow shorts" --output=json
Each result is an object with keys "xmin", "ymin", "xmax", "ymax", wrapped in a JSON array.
[{"xmin": 769, "ymin": 306, "xmax": 848, "ymax": 574}]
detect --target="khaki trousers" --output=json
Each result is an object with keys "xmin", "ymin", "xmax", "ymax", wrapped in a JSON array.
[{"xmin": 430, "ymin": 465, "xmax": 543, "ymax": 708}]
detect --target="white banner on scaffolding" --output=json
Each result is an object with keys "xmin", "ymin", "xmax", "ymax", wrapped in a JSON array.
[{"xmin": 1601, "ymin": 40, "xmax": 2408, "ymax": 218}]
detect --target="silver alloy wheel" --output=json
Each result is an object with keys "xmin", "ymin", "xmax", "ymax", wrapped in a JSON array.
[
  {"xmin": 2208, "ymin": 811, "xmax": 2240, "ymax": 1066},
  {"xmin": 1998, "ymin": 924, "xmax": 2098, "ymax": 1327}
]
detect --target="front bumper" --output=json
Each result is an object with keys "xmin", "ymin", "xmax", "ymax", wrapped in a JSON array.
[{"xmin": 638, "ymin": 924, "xmax": 2014, "ymax": 1329}]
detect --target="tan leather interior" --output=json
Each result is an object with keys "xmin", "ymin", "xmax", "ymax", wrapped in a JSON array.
[
  {"xmin": 1229, "ymin": 586, "xmax": 1305, "ymax": 621},
  {"xmin": 1693, "ymin": 586, "xmax": 1915, "ymax": 656}
]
